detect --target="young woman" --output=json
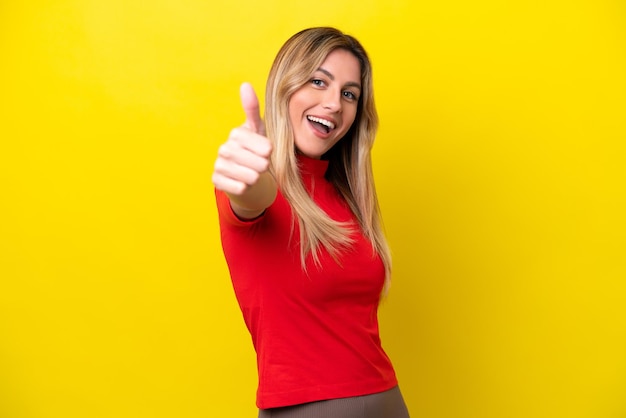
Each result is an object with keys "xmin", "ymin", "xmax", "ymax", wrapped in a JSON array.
[{"xmin": 212, "ymin": 27, "xmax": 409, "ymax": 418}]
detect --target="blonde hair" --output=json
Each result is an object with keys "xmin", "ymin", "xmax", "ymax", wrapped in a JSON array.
[{"xmin": 265, "ymin": 27, "xmax": 392, "ymax": 287}]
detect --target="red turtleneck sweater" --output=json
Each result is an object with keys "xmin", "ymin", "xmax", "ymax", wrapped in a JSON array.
[{"xmin": 215, "ymin": 155, "xmax": 397, "ymax": 409}]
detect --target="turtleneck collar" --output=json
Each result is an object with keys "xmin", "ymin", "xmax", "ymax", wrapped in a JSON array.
[{"xmin": 297, "ymin": 153, "xmax": 329, "ymax": 179}]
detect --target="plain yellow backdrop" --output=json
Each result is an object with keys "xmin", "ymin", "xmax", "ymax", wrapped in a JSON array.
[{"xmin": 1, "ymin": 1, "xmax": 625, "ymax": 417}]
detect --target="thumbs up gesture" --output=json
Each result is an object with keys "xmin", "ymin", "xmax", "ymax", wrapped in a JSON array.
[
  {"xmin": 239, "ymin": 82, "xmax": 266, "ymax": 137},
  {"xmin": 212, "ymin": 83, "xmax": 276, "ymax": 217}
]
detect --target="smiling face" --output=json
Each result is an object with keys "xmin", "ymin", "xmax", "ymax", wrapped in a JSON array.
[{"xmin": 288, "ymin": 48, "xmax": 362, "ymax": 159}]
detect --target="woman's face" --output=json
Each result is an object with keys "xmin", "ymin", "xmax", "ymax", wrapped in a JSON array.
[{"xmin": 288, "ymin": 48, "xmax": 361, "ymax": 159}]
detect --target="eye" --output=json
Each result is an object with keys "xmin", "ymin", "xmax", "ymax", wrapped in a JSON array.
[
  {"xmin": 311, "ymin": 78, "xmax": 326, "ymax": 87},
  {"xmin": 342, "ymin": 90, "xmax": 358, "ymax": 101}
]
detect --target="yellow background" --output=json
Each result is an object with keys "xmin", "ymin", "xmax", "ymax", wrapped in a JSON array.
[{"xmin": 1, "ymin": 1, "xmax": 625, "ymax": 417}]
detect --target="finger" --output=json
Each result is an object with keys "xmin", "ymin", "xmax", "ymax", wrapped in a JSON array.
[
  {"xmin": 240, "ymin": 82, "xmax": 265, "ymax": 135},
  {"xmin": 217, "ymin": 141, "xmax": 270, "ymax": 174},
  {"xmin": 229, "ymin": 127, "xmax": 272, "ymax": 158},
  {"xmin": 212, "ymin": 172, "xmax": 248, "ymax": 196},
  {"xmin": 214, "ymin": 157, "xmax": 262, "ymax": 185}
]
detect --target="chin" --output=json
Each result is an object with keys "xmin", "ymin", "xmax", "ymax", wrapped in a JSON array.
[{"xmin": 295, "ymin": 144, "xmax": 328, "ymax": 160}]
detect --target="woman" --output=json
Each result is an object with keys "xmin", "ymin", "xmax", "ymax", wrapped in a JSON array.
[{"xmin": 213, "ymin": 27, "xmax": 409, "ymax": 418}]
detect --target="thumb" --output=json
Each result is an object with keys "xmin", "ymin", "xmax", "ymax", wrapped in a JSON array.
[{"xmin": 240, "ymin": 82, "xmax": 265, "ymax": 135}]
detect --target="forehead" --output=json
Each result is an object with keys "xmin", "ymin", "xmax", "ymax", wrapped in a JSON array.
[{"xmin": 317, "ymin": 49, "xmax": 361, "ymax": 82}]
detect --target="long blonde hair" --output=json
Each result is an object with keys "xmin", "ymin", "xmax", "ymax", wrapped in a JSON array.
[{"xmin": 265, "ymin": 27, "xmax": 392, "ymax": 287}]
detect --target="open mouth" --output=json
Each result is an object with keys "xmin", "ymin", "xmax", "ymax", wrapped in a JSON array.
[{"xmin": 307, "ymin": 115, "xmax": 336, "ymax": 134}]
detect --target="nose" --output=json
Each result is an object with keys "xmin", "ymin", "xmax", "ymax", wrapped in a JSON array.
[{"xmin": 322, "ymin": 89, "xmax": 342, "ymax": 113}]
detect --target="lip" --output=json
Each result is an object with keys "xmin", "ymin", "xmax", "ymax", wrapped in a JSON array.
[
  {"xmin": 308, "ymin": 114, "xmax": 337, "ymax": 128},
  {"xmin": 306, "ymin": 114, "xmax": 338, "ymax": 139}
]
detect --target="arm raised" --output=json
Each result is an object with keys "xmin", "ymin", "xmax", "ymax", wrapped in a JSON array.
[{"xmin": 212, "ymin": 83, "xmax": 277, "ymax": 219}]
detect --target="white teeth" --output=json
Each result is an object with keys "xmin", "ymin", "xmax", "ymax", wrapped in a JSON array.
[{"xmin": 307, "ymin": 116, "xmax": 335, "ymax": 130}]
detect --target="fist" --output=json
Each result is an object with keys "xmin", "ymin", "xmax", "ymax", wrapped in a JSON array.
[{"xmin": 212, "ymin": 83, "xmax": 272, "ymax": 195}]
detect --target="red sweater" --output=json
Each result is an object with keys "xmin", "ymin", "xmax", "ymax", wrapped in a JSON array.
[{"xmin": 216, "ymin": 155, "xmax": 397, "ymax": 409}]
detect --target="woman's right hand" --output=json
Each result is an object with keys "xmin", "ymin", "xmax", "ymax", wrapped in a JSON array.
[{"xmin": 212, "ymin": 83, "xmax": 276, "ymax": 218}]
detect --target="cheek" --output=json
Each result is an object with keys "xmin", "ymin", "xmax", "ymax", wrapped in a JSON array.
[
  {"xmin": 288, "ymin": 96, "xmax": 305, "ymax": 126},
  {"xmin": 342, "ymin": 109, "xmax": 358, "ymax": 133}
]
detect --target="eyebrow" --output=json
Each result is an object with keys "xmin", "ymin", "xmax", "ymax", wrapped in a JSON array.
[{"xmin": 316, "ymin": 67, "xmax": 361, "ymax": 90}]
